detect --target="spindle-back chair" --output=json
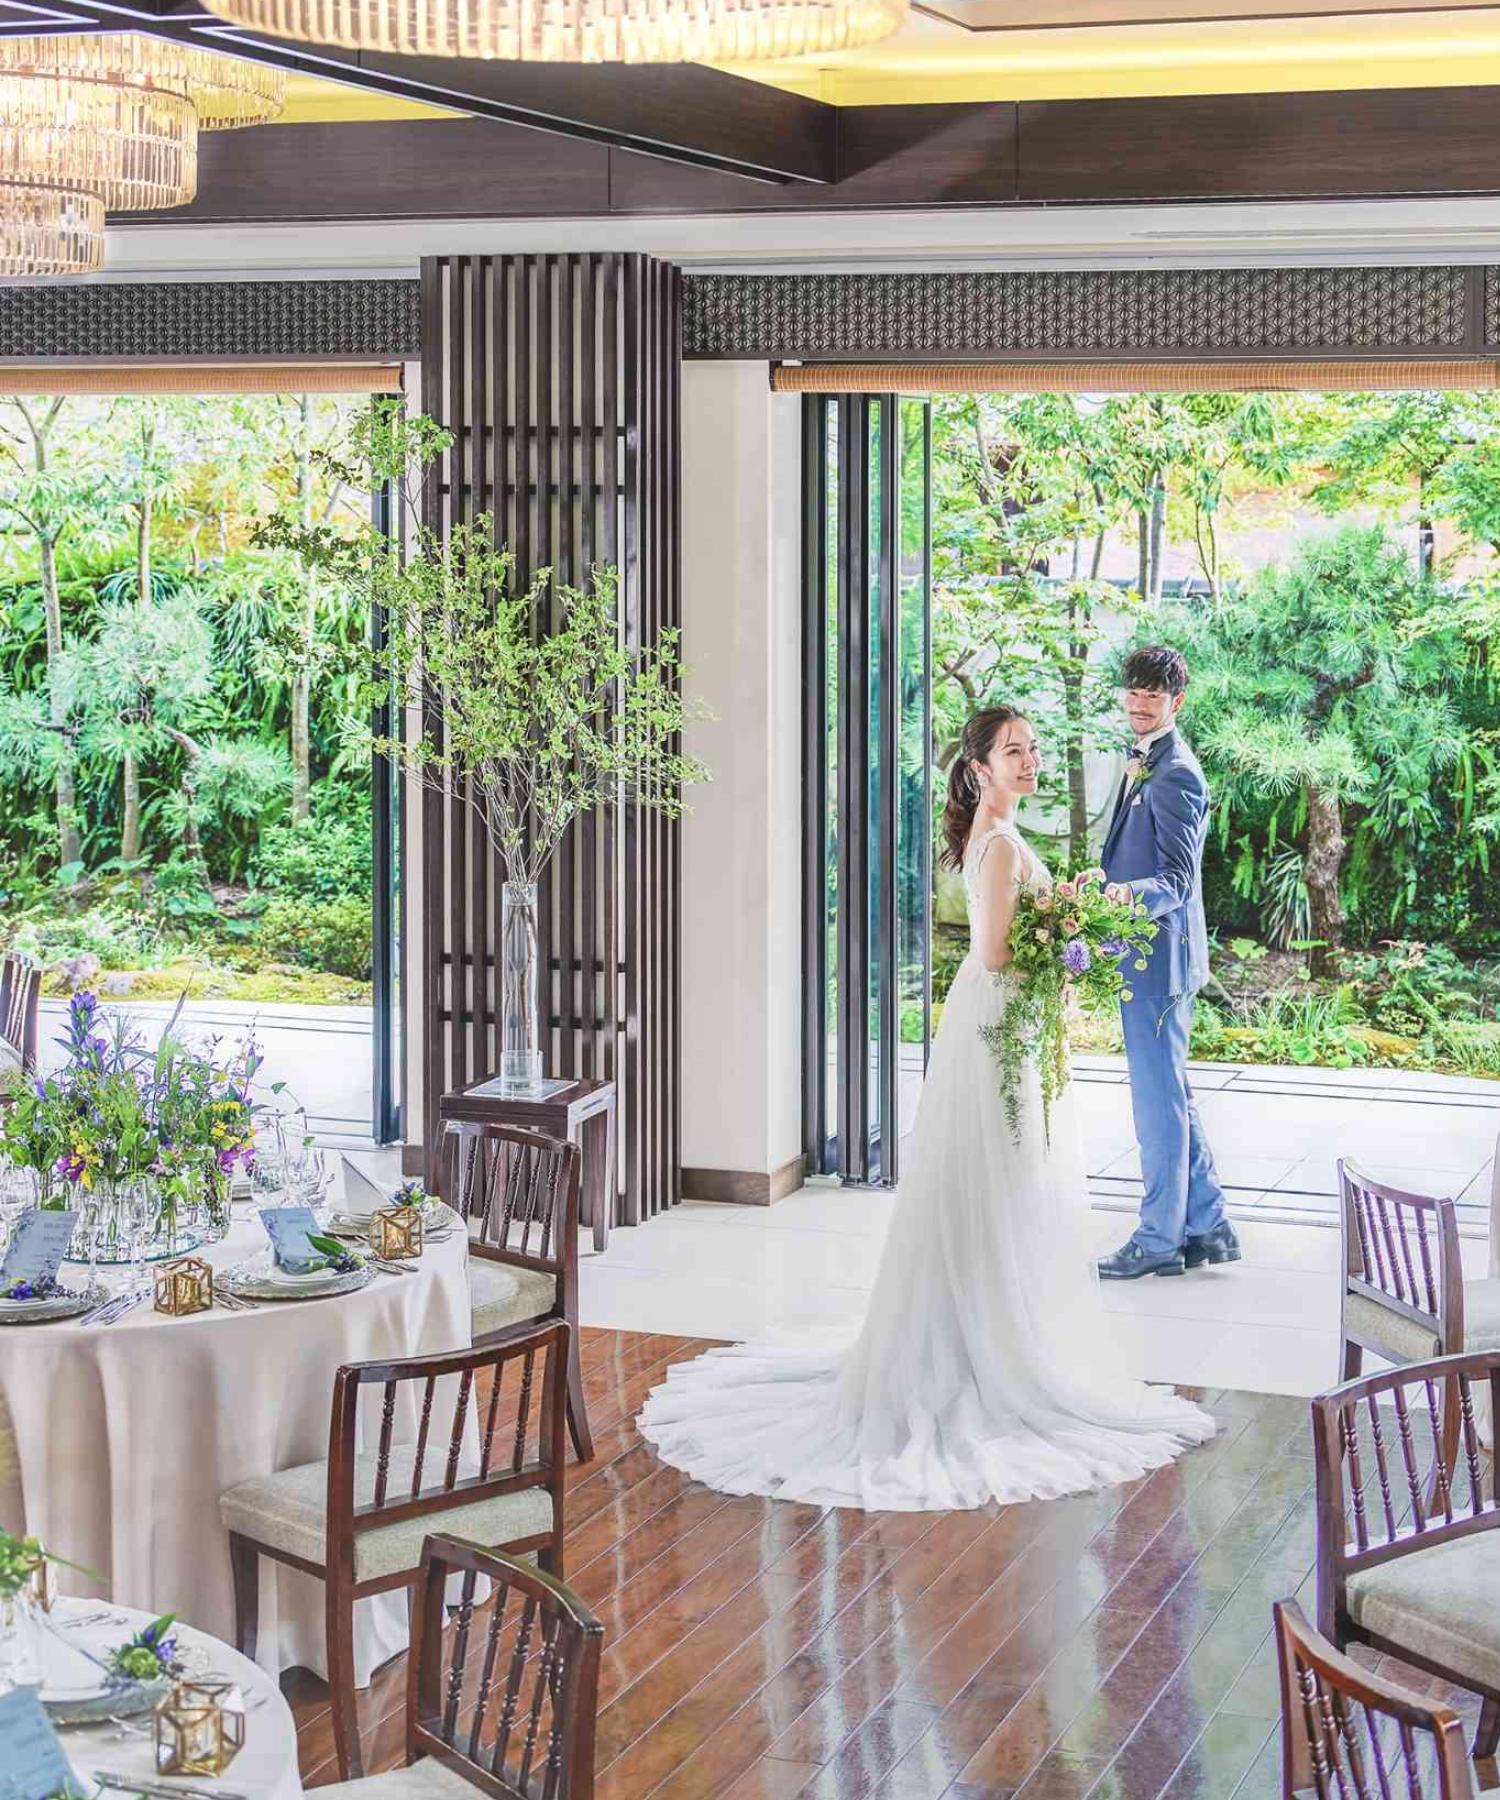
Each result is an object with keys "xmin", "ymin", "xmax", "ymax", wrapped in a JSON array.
[
  {"xmin": 446, "ymin": 1122, "xmax": 592, "ymax": 1463},
  {"xmin": 1275, "ymin": 1599, "xmax": 1475, "ymax": 1799},
  {"xmin": 1312, "ymin": 1349, "xmax": 1500, "ymax": 1765},
  {"xmin": 405, "ymin": 1534, "xmax": 603, "ymax": 1799},
  {"xmin": 1338, "ymin": 1160, "xmax": 1466, "ymax": 1380},
  {"xmin": 221, "ymin": 1320, "xmax": 568, "ymax": 1780},
  {"xmin": 0, "ymin": 952, "xmax": 40, "ymax": 1072}
]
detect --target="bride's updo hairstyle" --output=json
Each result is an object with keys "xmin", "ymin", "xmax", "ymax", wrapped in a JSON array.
[{"xmin": 940, "ymin": 705, "xmax": 1029, "ymax": 872}]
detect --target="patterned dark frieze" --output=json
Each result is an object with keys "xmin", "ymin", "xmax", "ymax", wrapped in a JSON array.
[
  {"xmin": 0, "ymin": 280, "xmax": 421, "ymax": 361},
  {"xmin": 682, "ymin": 267, "xmax": 1477, "ymax": 360}
]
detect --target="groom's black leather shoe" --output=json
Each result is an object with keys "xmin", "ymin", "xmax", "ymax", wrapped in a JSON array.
[
  {"xmin": 1097, "ymin": 1240, "xmax": 1186, "ymax": 1279},
  {"xmin": 1183, "ymin": 1221, "xmax": 1242, "ymax": 1270}
]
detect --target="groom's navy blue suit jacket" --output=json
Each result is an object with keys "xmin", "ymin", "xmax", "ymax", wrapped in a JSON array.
[{"xmin": 1100, "ymin": 729, "xmax": 1211, "ymax": 1001}]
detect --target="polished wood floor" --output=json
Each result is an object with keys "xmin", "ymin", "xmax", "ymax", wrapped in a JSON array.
[{"xmin": 287, "ymin": 1327, "xmax": 1483, "ymax": 1798}]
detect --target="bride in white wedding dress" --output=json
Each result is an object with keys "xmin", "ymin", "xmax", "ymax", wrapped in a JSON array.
[{"xmin": 638, "ymin": 705, "xmax": 1216, "ymax": 1511}]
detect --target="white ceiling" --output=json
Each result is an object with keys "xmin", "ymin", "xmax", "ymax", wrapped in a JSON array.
[{"xmin": 92, "ymin": 196, "xmax": 1500, "ymax": 282}]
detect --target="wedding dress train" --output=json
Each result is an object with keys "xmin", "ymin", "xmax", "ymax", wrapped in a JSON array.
[{"xmin": 638, "ymin": 818, "xmax": 1216, "ymax": 1511}]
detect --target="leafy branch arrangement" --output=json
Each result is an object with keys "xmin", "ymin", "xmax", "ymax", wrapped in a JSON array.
[
  {"xmin": 259, "ymin": 400, "xmax": 708, "ymax": 881},
  {"xmin": 981, "ymin": 868, "xmax": 1156, "ymax": 1143}
]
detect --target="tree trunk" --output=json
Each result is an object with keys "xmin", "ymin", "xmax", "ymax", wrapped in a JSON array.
[
  {"xmin": 1148, "ymin": 480, "xmax": 1167, "ymax": 603},
  {"xmin": 291, "ymin": 395, "xmax": 314, "ymax": 823},
  {"xmin": 121, "ymin": 747, "xmax": 141, "ymax": 863},
  {"xmin": 1137, "ymin": 510, "xmax": 1149, "ymax": 600},
  {"xmin": 136, "ymin": 415, "xmax": 154, "ymax": 602},
  {"xmin": 1063, "ymin": 589, "xmax": 1089, "ymax": 866},
  {"xmin": 38, "ymin": 532, "xmax": 81, "ymax": 869},
  {"xmin": 1304, "ymin": 783, "xmax": 1346, "ymax": 978}
]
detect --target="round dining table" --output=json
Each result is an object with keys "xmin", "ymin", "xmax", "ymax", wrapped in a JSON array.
[
  {"xmin": 0, "ymin": 1197, "xmax": 471, "ymax": 1688},
  {"xmin": 48, "ymin": 1593, "xmax": 303, "ymax": 1799}
]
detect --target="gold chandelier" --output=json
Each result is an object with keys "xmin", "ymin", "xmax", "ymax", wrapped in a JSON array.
[
  {"xmin": 0, "ymin": 69, "xmax": 197, "ymax": 212},
  {"xmin": 201, "ymin": 0, "xmax": 908, "ymax": 63},
  {"xmin": 0, "ymin": 184, "xmax": 104, "ymax": 276}
]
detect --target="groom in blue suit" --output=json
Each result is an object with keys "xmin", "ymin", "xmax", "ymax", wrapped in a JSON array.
[{"xmin": 1097, "ymin": 646, "xmax": 1240, "ymax": 1280}]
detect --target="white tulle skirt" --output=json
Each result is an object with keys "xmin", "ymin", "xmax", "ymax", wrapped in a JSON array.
[{"xmin": 637, "ymin": 953, "xmax": 1216, "ymax": 1511}]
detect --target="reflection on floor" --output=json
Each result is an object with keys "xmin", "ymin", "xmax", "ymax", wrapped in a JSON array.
[
  {"xmin": 292, "ymin": 1330, "xmax": 1480, "ymax": 1798},
  {"xmin": 578, "ymin": 1188, "xmax": 1494, "ymax": 1401}
]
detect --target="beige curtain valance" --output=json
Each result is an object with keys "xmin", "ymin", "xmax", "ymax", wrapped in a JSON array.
[
  {"xmin": 771, "ymin": 360, "xmax": 1500, "ymax": 395},
  {"xmin": 0, "ymin": 361, "xmax": 404, "ymax": 396}
]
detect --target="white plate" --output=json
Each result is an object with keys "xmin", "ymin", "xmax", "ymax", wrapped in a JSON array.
[
  {"xmin": 226, "ymin": 1260, "xmax": 371, "ymax": 1302},
  {"xmin": 0, "ymin": 1288, "xmax": 97, "ymax": 1324}
]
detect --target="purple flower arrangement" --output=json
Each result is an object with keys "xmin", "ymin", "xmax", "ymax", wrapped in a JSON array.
[{"xmin": 980, "ymin": 864, "xmax": 1157, "ymax": 1144}]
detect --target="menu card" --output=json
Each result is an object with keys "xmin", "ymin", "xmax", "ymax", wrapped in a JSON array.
[
  {"xmin": 0, "ymin": 1209, "xmax": 76, "ymax": 1292},
  {"xmin": 0, "ymin": 1686, "xmax": 84, "ymax": 1797},
  {"xmin": 260, "ymin": 1204, "xmax": 324, "ymax": 1274}
]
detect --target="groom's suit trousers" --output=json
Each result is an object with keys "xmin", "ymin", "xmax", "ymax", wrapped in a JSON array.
[{"xmin": 1121, "ymin": 991, "xmax": 1227, "ymax": 1255}]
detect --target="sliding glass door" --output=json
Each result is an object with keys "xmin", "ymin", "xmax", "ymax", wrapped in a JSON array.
[{"xmin": 802, "ymin": 393, "xmax": 932, "ymax": 1187}]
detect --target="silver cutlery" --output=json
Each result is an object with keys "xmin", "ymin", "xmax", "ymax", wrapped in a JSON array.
[
  {"xmin": 93, "ymin": 1769, "xmax": 251, "ymax": 1800},
  {"xmin": 96, "ymin": 1291, "xmax": 146, "ymax": 1327},
  {"xmin": 370, "ymin": 1257, "xmax": 416, "ymax": 1276},
  {"xmin": 211, "ymin": 1283, "xmax": 257, "ymax": 1311}
]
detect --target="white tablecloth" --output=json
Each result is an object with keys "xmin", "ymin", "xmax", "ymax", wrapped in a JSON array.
[
  {"xmin": 0, "ymin": 1204, "xmax": 471, "ymax": 1687},
  {"xmin": 51, "ymin": 1594, "xmax": 302, "ymax": 1799}
]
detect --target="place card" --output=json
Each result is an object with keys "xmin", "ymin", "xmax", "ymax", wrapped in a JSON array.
[
  {"xmin": 259, "ymin": 1205, "xmax": 323, "ymax": 1274},
  {"xmin": 0, "ymin": 1209, "xmax": 76, "ymax": 1289},
  {"xmin": 0, "ymin": 1685, "xmax": 84, "ymax": 1798}
]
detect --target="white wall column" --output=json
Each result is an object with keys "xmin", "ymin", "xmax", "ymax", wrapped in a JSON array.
[{"xmin": 679, "ymin": 361, "xmax": 804, "ymax": 1203}]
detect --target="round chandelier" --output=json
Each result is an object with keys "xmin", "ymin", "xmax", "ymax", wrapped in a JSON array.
[
  {"xmin": 0, "ymin": 183, "xmax": 104, "ymax": 276},
  {"xmin": 0, "ymin": 34, "xmax": 286, "ymax": 131},
  {"xmin": 0, "ymin": 35, "xmax": 285, "ymax": 274},
  {"xmin": 0, "ymin": 69, "xmax": 197, "ymax": 212},
  {"xmin": 201, "ymin": 0, "xmax": 907, "ymax": 63}
]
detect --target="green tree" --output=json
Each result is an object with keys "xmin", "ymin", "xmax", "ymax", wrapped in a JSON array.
[
  {"xmin": 1172, "ymin": 525, "xmax": 1463, "ymax": 975},
  {"xmin": 0, "ymin": 398, "xmax": 121, "ymax": 868}
]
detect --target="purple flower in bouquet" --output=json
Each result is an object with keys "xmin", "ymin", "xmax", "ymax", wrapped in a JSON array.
[
  {"xmin": 1062, "ymin": 938, "xmax": 1092, "ymax": 976},
  {"xmin": 1100, "ymin": 936, "xmax": 1129, "ymax": 962},
  {"xmin": 55, "ymin": 1149, "xmax": 86, "ymax": 1183}
]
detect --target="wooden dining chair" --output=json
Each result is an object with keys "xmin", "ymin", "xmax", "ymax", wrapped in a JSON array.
[
  {"xmin": 318, "ymin": 1534, "xmax": 603, "ymax": 1800},
  {"xmin": 1337, "ymin": 1159, "xmax": 1500, "ymax": 1380},
  {"xmin": 445, "ymin": 1122, "xmax": 593, "ymax": 1465},
  {"xmin": 0, "ymin": 952, "xmax": 41, "ymax": 1073},
  {"xmin": 219, "ymin": 1320, "xmax": 569, "ymax": 1781},
  {"xmin": 1275, "ymin": 1599, "xmax": 1475, "ymax": 1799},
  {"xmin": 1311, "ymin": 1349, "xmax": 1500, "ymax": 1767}
]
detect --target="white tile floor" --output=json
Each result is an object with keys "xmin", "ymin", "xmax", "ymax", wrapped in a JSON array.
[{"xmin": 576, "ymin": 1185, "xmax": 1495, "ymax": 1403}]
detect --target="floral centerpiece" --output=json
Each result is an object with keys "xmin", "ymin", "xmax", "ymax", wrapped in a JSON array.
[
  {"xmin": 981, "ymin": 867, "xmax": 1156, "ymax": 1143},
  {"xmin": 0, "ymin": 992, "xmax": 267, "ymax": 1256}
]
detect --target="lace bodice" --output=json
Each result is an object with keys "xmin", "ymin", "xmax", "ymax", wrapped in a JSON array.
[{"xmin": 962, "ymin": 819, "xmax": 1048, "ymax": 924}]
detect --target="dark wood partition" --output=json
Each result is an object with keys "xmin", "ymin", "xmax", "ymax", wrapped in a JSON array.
[{"xmin": 419, "ymin": 253, "xmax": 682, "ymax": 1225}]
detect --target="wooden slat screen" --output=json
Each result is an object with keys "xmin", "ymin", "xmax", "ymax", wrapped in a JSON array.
[
  {"xmin": 419, "ymin": 253, "xmax": 682, "ymax": 1225},
  {"xmin": 771, "ymin": 359, "xmax": 1500, "ymax": 394}
]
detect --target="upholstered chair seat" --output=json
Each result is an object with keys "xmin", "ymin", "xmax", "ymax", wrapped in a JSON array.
[
  {"xmin": 220, "ymin": 1445, "xmax": 554, "ymax": 1586},
  {"xmin": 1346, "ymin": 1531, "xmax": 1500, "ymax": 1696},
  {"xmin": 469, "ymin": 1260, "xmax": 557, "ymax": 1341},
  {"xmin": 317, "ymin": 1766, "xmax": 481, "ymax": 1799}
]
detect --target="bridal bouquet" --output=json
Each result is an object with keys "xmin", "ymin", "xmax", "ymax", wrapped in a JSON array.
[{"xmin": 981, "ymin": 867, "xmax": 1157, "ymax": 1143}]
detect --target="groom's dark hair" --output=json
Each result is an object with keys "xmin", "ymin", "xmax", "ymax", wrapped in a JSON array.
[{"xmin": 1123, "ymin": 645, "xmax": 1188, "ymax": 696}]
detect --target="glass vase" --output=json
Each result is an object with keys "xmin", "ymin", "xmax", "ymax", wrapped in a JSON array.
[
  {"xmin": 199, "ymin": 1163, "xmax": 232, "ymax": 1243},
  {"xmin": 0, "ymin": 1591, "xmax": 41, "ymax": 1692},
  {"xmin": 499, "ymin": 881, "xmax": 545, "ymax": 1092}
]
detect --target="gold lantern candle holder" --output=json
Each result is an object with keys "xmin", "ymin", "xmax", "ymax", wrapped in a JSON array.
[
  {"xmin": 370, "ymin": 1204, "xmax": 423, "ymax": 1259},
  {"xmin": 154, "ymin": 1677, "xmax": 246, "ymax": 1776},
  {"xmin": 153, "ymin": 1255, "xmax": 214, "ymax": 1316}
]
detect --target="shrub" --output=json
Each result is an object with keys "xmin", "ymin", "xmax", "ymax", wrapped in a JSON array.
[
  {"xmin": 255, "ymin": 895, "xmax": 372, "ymax": 980},
  {"xmin": 7, "ymin": 906, "xmax": 156, "ymax": 970},
  {"xmin": 149, "ymin": 855, "xmax": 219, "ymax": 929},
  {"xmin": 253, "ymin": 808, "xmax": 372, "ymax": 902}
]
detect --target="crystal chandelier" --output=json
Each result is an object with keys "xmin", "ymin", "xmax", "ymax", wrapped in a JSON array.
[
  {"xmin": 0, "ymin": 35, "xmax": 286, "ymax": 273},
  {"xmin": 0, "ymin": 69, "xmax": 197, "ymax": 212},
  {"xmin": 0, "ymin": 183, "xmax": 104, "ymax": 276},
  {"xmin": 202, "ymin": 0, "xmax": 907, "ymax": 63},
  {"xmin": 0, "ymin": 35, "xmax": 286, "ymax": 132}
]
